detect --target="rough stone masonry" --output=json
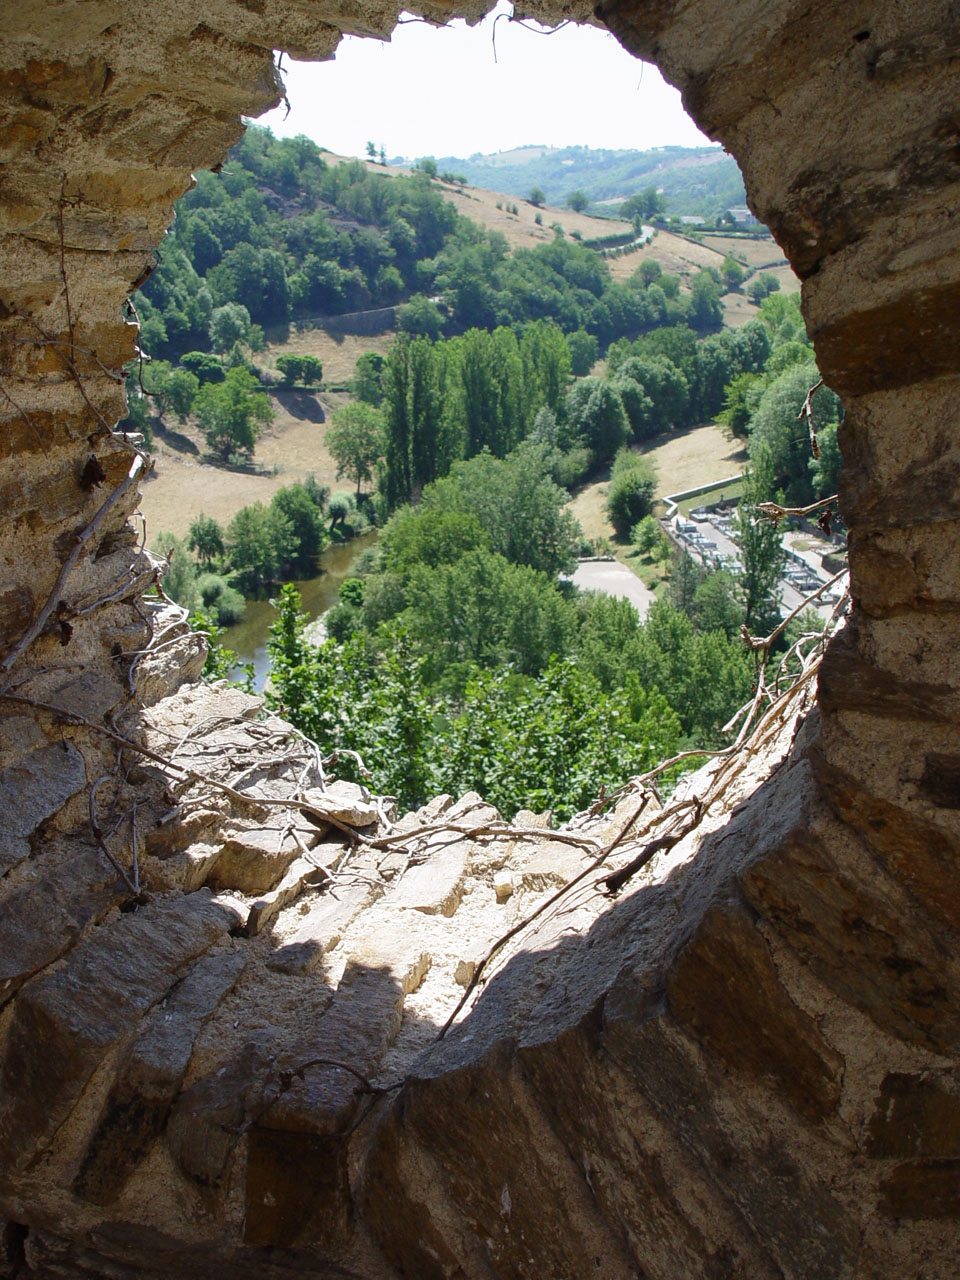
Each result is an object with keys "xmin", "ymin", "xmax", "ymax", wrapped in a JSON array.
[{"xmin": 0, "ymin": 1, "xmax": 959, "ymax": 1276}]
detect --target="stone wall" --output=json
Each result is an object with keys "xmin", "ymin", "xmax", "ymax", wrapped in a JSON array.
[{"xmin": 0, "ymin": 2, "xmax": 958, "ymax": 1276}]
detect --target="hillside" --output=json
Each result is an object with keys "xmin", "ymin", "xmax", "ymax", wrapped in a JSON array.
[
  {"xmin": 432, "ymin": 143, "xmax": 747, "ymax": 217},
  {"xmin": 319, "ymin": 149, "xmax": 634, "ymax": 252},
  {"xmin": 135, "ymin": 128, "xmax": 797, "ymax": 542}
]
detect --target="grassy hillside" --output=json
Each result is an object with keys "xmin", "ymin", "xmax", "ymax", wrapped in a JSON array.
[
  {"xmin": 433, "ymin": 144, "xmax": 746, "ymax": 218},
  {"xmin": 135, "ymin": 129, "xmax": 796, "ymax": 543}
]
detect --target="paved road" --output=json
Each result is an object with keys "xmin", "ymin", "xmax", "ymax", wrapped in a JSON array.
[{"xmin": 570, "ymin": 560, "xmax": 657, "ymax": 619}]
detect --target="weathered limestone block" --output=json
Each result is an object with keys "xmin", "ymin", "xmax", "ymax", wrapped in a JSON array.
[
  {"xmin": 0, "ymin": 738, "xmax": 84, "ymax": 874},
  {"xmin": 265, "ymin": 879, "xmax": 376, "ymax": 975},
  {"xmin": 665, "ymin": 898, "xmax": 845, "ymax": 1123},
  {"xmin": 166, "ymin": 1032, "xmax": 279, "ymax": 1189},
  {"xmin": 384, "ymin": 839, "xmax": 470, "ymax": 916},
  {"xmin": 867, "ymin": 1070, "xmax": 960, "ymax": 1161},
  {"xmin": 301, "ymin": 779, "xmax": 379, "ymax": 827},
  {"xmin": 0, "ymin": 840, "xmax": 128, "ymax": 1010},
  {"xmin": 74, "ymin": 948, "xmax": 246, "ymax": 1204},
  {"xmin": 0, "ymin": 891, "xmax": 239, "ymax": 1174},
  {"xmin": 206, "ymin": 819, "xmax": 312, "ymax": 895}
]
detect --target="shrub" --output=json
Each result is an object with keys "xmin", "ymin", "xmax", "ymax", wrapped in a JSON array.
[
  {"xmin": 196, "ymin": 573, "xmax": 247, "ymax": 625},
  {"xmin": 604, "ymin": 450, "xmax": 657, "ymax": 537},
  {"xmin": 324, "ymin": 601, "xmax": 362, "ymax": 642},
  {"xmin": 553, "ymin": 446, "xmax": 593, "ymax": 489}
]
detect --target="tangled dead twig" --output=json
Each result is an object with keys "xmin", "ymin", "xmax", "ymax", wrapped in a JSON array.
[
  {"xmin": 436, "ymin": 790, "xmax": 654, "ymax": 1040},
  {"xmin": 798, "ymin": 375, "xmax": 825, "ymax": 459},
  {"xmin": 756, "ymin": 493, "xmax": 837, "ymax": 526}
]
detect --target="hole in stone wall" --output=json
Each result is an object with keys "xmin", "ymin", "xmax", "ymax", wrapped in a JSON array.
[{"xmin": 127, "ymin": 4, "xmax": 840, "ymax": 823}]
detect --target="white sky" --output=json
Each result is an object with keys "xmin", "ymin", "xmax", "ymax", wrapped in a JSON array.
[{"xmin": 257, "ymin": 2, "xmax": 713, "ymax": 161}]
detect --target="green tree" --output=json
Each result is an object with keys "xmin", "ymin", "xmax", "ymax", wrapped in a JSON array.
[
  {"xmin": 620, "ymin": 186, "xmax": 664, "ymax": 227},
  {"xmin": 194, "ymin": 365, "xmax": 274, "ymax": 462},
  {"xmin": 633, "ymin": 514, "xmax": 662, "ymax": 556},
  {"xmin": 226, "ymin": 501, "xmax": 296, "ymax": 594},
  {"xmin": 381, "ymin": 507, "xmax": 490, "ymax": 575},
  {"xmin": 519, "ymin": 320, "xmax": 571, "ymax": 421},
  {"xmin": 667, "ymin": 549, "xmax": 705, "ymax": 614},
  {"xmin": 208, "ymin": 302, "xmax": 252, "ymax": 355},
  {"xmin": 352, "ymin": 351, "xmax": 386, "ymax": 406},
  {"xmin": 396, "ymin": 293, "xmax": 444, "ymax": 340},
  {"xmin": 327, "ymin": 491, "xmax": 356, "ymax": 534},
  {"xmin": 616, "ymin": 355, "xmax": 689, "ymax": 434},
  {"xmin": 721, "ymin": 255, "xmax": 745, "ymax": 290},
  {"xmin": 747, "ymin": 361, "xmax": 840, "ymax": 503},
  {"xmin": 604, "ymin": 450, "xmax": 657, "ymax": 537},
  {"xmin": 690, "ymin": 570, "xmax": 745, "ymax": 639},
  {"xmin": 568, "ymin": 380, "xmax": 629, "ymax": 460},
  {"xmin": 717, "ymin": 371, "xmax": 762, "ymax": 439},
  {"xmin": 566, "ymin": 190, "xmax": 589, "ymax": 212},
  {"xmin": 567, "ymin": 328, "xmax": 598, "ymax": 377},
  {"xmin": 809, "ymin": 420, "xmax": 841, "ymax": 498},
  {"xmin": 195, "ymin": 573, "xmax": 246, "ymax": 625},
  {"xmin": 688, "ymin": 269, "xmax": 724, "ymax": 332},
  {"xmin": 421, "ymin": 441, "xmax": 581, "ymax": 577},
  {"xmin": 275, "ymin": 354, "xmax": 303, "ymax": 387},
  {"xmin": 437, "ymin": 659, "xmax": 680, "ymax": 821},
  {"xmin": 152, "ymin": 531, "xmax": 200, "ymax": 611},
  {"xmin": 181, "ymin": 351, "xmax": 225, "ymax": 385},
  {"xmin": 188, "ymin": 513, "xmax": 224, "ymax": 567},
  {"xmin": 270, "ymin": 484, "xmax": 328, "ymax": 570},
  {"xmin": 327, "ymin": 402, "xmax": 385, "ymax": 498},
  {"xmin": 402, "ymin": 548, "xmax": 574, "ymax": 681},
  {"xmin": 529, "ymin": 187, "xmax": 546, "ymax": 207},
  {"xmin": 734, "ymin": 453, "xmax": 786, "ymax": 633}
]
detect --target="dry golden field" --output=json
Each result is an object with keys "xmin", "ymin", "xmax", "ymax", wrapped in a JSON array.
[
  {"xmin": 567, "ymin": 423, "xmax": 747, "ymax": 546},
  {"xmin": 138, "ymin": 390, "xmax": 341, "ymax": 540}
]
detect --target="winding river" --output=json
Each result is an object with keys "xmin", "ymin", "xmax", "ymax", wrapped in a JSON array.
[{"xmin": 221, "ymin": 530, "xmax": 377, "ymax": 689}]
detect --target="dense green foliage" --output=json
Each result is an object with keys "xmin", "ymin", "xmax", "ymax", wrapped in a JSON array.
[
  {"xmin": 195, "ymin": 366, "xmax": 274, "ymax": 462},
  {"xmin": 268, "ymin": 577, "xmax": 751, "ymax": 818},
  {"xmin": 133, "ymin": 126, "xmax": 750, "ymax": 380},
  {"xmin": 604, "ymin": 449, "xmax": 657, "ymax": 536},
  {"xmin": 717, "ymin": 295, "xmax": 843, "ymax": 506},
  {"xmin": 265, "ymin": 423, "xmax": 759, "ymax": 816},
  {"xmin": 378, "ymin": 322, "xmax": 572, "ymax": 507},
  {"xmin": 327, "ymin": 402, "xmax": 385, "ymax": 497},
  {"xmin": 375, "ymin": 313, "xmax": 771, "ymax": 511}
]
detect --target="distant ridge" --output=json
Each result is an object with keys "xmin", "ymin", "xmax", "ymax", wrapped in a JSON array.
[{"xmin": 426, "ymin": 143, "xmax": 745, "ymax": 218}]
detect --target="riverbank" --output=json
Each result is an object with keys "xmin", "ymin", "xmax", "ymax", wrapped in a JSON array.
[{"xmin": 222, "ymin": 530, "xmax": 377, "ymax": 688}]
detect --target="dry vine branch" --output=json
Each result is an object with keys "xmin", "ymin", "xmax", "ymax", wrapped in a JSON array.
[
  {"xmin": 370, "ymin": 820, "xmax": 601, "ymax": 854},
  {"xmin": 436, "ymin": 791, "xmax": 654, "ymax": 1040},
  {"xmin": 0, "ymin": 383, "xmax": 48, "ymax": 455},
  {"xmin": 798, "ymin": 375, "xmax": 825, "ymax": 459},
  {"xmin": 742, "ymin": 567, "xmax": 848, "ymax": 657},
  {"xmin": 756, "ymin": 493, "xmax": 837, "ymax": 525},
  {"xmin": 89, "ymin": 775, "xmax": 141, "ymax": 897}
]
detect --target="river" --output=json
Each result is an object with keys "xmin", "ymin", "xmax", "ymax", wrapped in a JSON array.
[{"xmin": 222, "ymin": 530, "xmax": 378, "ymax": 689}]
